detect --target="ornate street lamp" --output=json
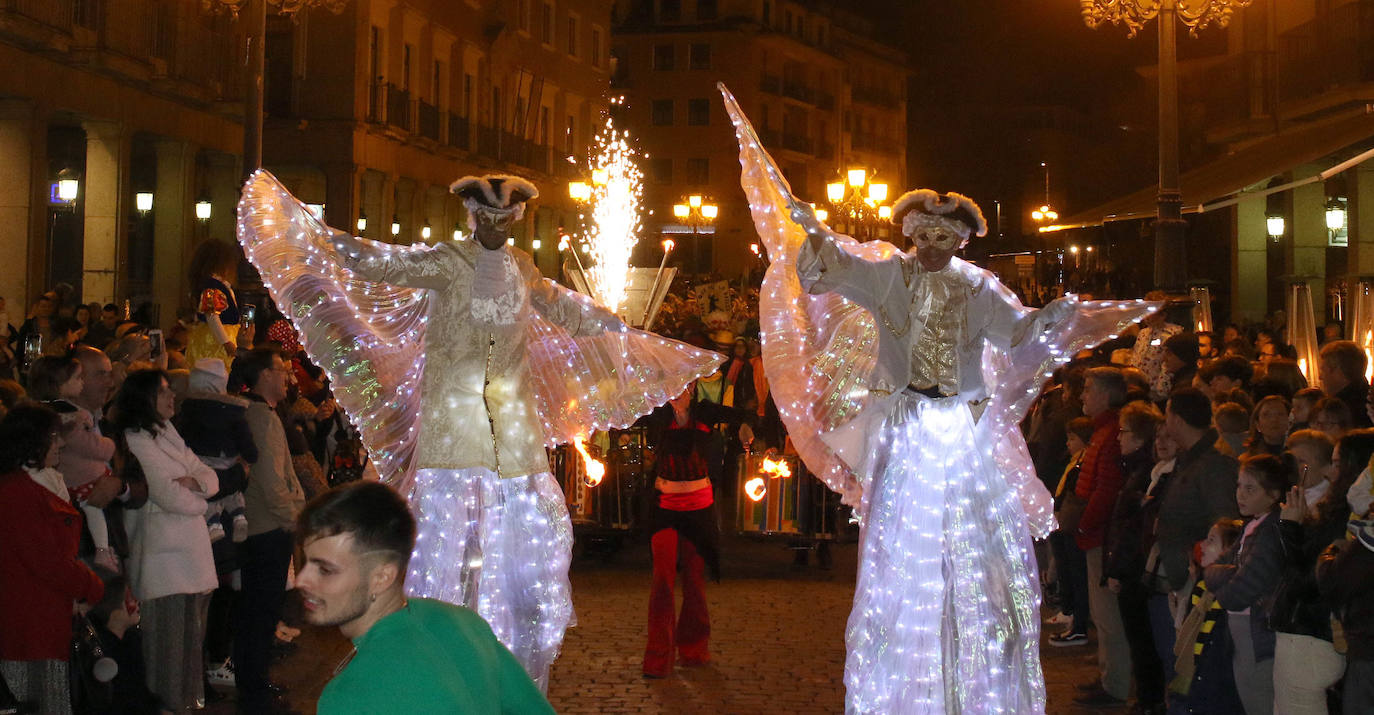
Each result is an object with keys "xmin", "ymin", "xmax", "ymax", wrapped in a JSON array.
[
  {"xmin": 824, "ymin": 167, "xmax": 890, "ymax": 242},
  {"xmin": 1080, "ymin": 0, "xmax": 1254, "ymax": 291},
  {"xmin": 672, "ymin": 194, "xmax": 718, "ymax": 273}
]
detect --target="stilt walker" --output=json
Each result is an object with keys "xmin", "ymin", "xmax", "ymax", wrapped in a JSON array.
[
  {"xmin": 236, "ymin": 171, "xmax": 722, "ymax": 690},
  {"xmin": 721, "ymin": 84, "xmax": 1159, "ymax": 713}
]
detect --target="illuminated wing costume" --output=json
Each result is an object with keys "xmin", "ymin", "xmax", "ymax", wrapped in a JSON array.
[
  {"xmin": 237, "ymin": 170, "xmax": 722, "ymax": 689},
  {"xmin": 721, "ymin": 85, "xmax": 1158, "ymax": 714}
]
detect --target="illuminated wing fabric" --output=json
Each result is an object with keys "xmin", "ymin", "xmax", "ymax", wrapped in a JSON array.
[
  {"xmin": 238, "ymin": 170, "xmax": 722, "ymax": 497},
  {"xmin": 721, "ymin": 85, "xmax": 1158, "ymax": 536},
  {"xmin": 239, "ymin": 170, "xmax": 430, "ymax": 495}
]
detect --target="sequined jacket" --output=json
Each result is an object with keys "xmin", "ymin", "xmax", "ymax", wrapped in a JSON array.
[
  {"xmin": 796, "ymin": 237, "xmax": 1045, "ymax": 407},
  {"xmin": 347, "ymin": 239, "xmax": 621, "ymax": 478}
]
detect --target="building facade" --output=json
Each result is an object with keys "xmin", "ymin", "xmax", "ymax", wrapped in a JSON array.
[
  {"xmin": 610, "ymin": 0, "xmax": 907, "ymax": 275},
  {"xmin": 1059, "ymin": 0, "xmax": 1374, "ymax": 325},
  {"xmin": 0, "ymin": 0, "xmax": 612, "ymax": 328}
]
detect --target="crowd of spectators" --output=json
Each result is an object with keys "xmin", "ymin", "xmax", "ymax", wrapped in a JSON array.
[
  {"xmin": 1027, "ymin": 310, "xmax": 1374, "ymax": 714},
  {"xmin": 0, "ymin": 272, "xmax": 357, "ymax": 714}
]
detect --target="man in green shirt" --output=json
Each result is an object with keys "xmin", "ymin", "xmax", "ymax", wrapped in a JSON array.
[{"xmin": 295, "ymin": 481, "xmax": 554, "ymax": 714}]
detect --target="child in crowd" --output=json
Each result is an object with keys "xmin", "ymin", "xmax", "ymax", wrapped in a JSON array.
[
  {"xmin": 1288, "ymin": 387, "xmax": 1323, "ymax": 433},
  {"xmin": 29, "ymin": 355, "xmax": 119, "ymax": 571},
  {"xmin": 174, "ymin": 358, "xmax": 258, "ymax": 542},
  {"xmin": 1214, "ymin": 402, "xmax": 1249, "ymax": 457},
  {"xmin": 87, "ymin": 570, "xmax": 165, "ymax": 714},
  {"xmin": 1047, "ymin": 416, "xmax": 1097, "ymax": 644},
  {"xmin": 1172, "ymin": 518, "xmax": 1246, "ymax": 713},
  {"xmin": 1205, "ymin": 453, "xmax": 1290, "ymax": 715}
]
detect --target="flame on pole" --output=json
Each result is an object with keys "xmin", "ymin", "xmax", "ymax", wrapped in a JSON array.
[
  {"xmin": 573, "ymin": 437, "xmax": 605, "ymax": 488},
  {"xmin": 744, "ymin": 476, "xmax": 767, "ymax": 502}
]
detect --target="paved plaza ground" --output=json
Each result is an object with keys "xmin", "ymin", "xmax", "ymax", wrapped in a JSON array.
[{"xmin": 211, "ymin": 533, "xmax": 1110, "ymax": 714}]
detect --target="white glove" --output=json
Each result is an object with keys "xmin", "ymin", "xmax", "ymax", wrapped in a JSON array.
[
  {"xmin": 1040, "ymin": 295, "xmax": 1076, "ymax": 326},
  {"xmin": 789, "ymin": 200, "xmax": 824, "ymax": 235},
  {"xmin": 329, "ymin": 229, "xmax": 362, "ymax": 260}
]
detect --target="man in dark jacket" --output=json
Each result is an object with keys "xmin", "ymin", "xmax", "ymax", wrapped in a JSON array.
[
  {"xmin": 1103, "ymin": 401, "xmax": 1166, "ymax": 714},
  {"xmin": 1318, "ymin": 340, "xmax": 1373, "ymax": 428},
  {"xmin": 1158, "ymin": 388, "xmax": 1241, "ymax": 592},
  {"xmin": 1151, "ymin": 387, "xmax": 1241, "ymax": 682},
  {"xmin": 1316, "ymin": 521, "xmax": 1374, "ymax": 712}
]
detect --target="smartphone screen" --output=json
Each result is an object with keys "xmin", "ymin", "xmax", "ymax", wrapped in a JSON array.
[
  {"xmin": 148, "ymin": 329, "xmax": 163, "ymax": 357},
  {"xmin": 242, "ymin": 304, "xmax": 257, "ymax": 326}
]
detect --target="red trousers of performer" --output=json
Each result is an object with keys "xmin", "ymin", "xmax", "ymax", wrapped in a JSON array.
[{"xmin": 643, "ymin": 528, "xmax": 709, "ymax": 676}]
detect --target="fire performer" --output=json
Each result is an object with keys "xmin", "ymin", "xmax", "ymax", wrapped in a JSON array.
[{"xmin": 638, "ymin": 383, "xmax": 754, "ymax": 678}]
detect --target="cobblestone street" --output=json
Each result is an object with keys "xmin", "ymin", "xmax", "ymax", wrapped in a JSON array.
[{"xmin": 218, "ymin": 532, "xmax": 1109, "ymax": 714}]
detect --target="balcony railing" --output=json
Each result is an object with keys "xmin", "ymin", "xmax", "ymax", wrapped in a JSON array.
[
  {"xmin": 1277, "ymin": 1, "xmax": 1374, "ymax": 107},
  {"xmin": 417, "ymin": 100, "xmax": 440, "ymax": 141},
  {"xmin": 852, "ymin": 86, "xmax": 900, "ymax": 109},
  {"xmin": 1185, "ymin": 53, "xmax": 1260, "ymax": 128},
  {"xmin": 851, "ymin": 132, "xmax": 886, "ymax": 152},
  {"xmin": 781, "ymin": 132, "xmax": 812, "ymax": 154},
  {"xmin": 474, "ymin": 127, "xmax": 552, "ymax": 174},
  {"xmin": 782, "ymin": 81, "xmax": 814, "ymax": 104},
  {"xmin": 5, "ymin": 0, "xmax": 74, "ymax": 32},
  {"xmin": 386, "ymin": 83, "xmax": 411, "ymax": 131},
  {"xmin": 368, "ymin": 79, "xmax": 384, "ymax": 123},
  {"xmin": 760, "ymin": 74, "xmax": 782, "ymax": 94},
  {"xmin": 447, "ymin": 113, "xmax": 470, "ymax": 149}
]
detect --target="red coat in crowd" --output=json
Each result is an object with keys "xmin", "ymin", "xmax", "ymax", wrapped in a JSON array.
[
  {"xmin": 0, "ymin": 468, "xmax": 104, "ymax": 661},
  {"xmin": 1075, "ymin": 409, "xmax": 1123, "ymax": 551}
]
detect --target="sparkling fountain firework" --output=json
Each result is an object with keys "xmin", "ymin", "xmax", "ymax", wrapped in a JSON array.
[{"xmin": 575, "ymin": 116, "xmax": 644, "ymax": 314}]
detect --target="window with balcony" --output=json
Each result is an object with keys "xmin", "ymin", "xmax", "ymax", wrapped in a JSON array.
[
  {"xmin": 517, "ymin": 0, "xmax": 531, "ymax": 33},
  {"xmin": 652, "ymin": 99, "xmax": 674, "ymax": 126},
  {"xmin": 565, "ymin": 115, "xmax": 576, "ymax": 155},
  {"xmin": 567, "ymin": 15, "xmax": 578, "ymax": 57},
  {"xmin": 368, "ymin": 26, "xmax": 383, "ymax": 121},
  {"xmin": 687, "ymin": 98, "xmax": 709, "ymax": 125},
  {"xmin": 611, "ymin": 45, "xmax": 629, "ymax": 85},
  {"xmin": 686, "ymin": 158, "xmax": 709, "ymax": 185},
  {"xmin": 649, "ymin": 158, "xmax": 673, "ymax": 185},
  {"xmin": 540, "ymin": 2, "xmax": 554, "ymax": 45},
  {"xmin": 402, "ymin": 44, "xmax": 412, "ymax": 91},
  {"xmin": 689, "ymin": 43, "xmax": 711, "ymax": 70},
  {"xmin": 591, "ymin": 27, "xmax": 603, "ymax": 68},
  {"xmin": 660, "ymin": 0, "xmax": 681, "ymax": 22},
  {"xmin": 653, "ymin": 44, "xmax": 675, "ymax": 71}
]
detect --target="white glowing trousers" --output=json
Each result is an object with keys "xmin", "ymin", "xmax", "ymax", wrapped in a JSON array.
[
  {"xmin": 846, "ymin": 393, "xmax": 1045, "ymax": 714},
  {"xmin": 406, "ymin": 467, "xmax": 575, "ymax": 692}
]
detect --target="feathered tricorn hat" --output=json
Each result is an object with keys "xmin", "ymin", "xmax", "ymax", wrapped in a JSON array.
[
  {"xmin": 890, "ymin": 189, "xmax": 988, "ymax": 239},
  {"xmin": 450, "ymin": 174, "xmax": 539, "ymax": 221}
]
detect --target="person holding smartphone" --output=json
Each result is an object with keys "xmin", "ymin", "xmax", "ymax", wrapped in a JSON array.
[{"xmin": 185, "ymin": 240, "xmax": 247, "ymax": 369}]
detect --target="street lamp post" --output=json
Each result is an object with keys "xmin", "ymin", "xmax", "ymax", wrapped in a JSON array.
[
  {"xmin": 672, "ymin": 194, "xmax": 718, "ymax": 274},
  {"xmin": 1080, "ymin": 0, "xmax": 1253, "ymax": 292},
  {"xmin": 824, "ymin": 168, "xmax": 890, "ymax": 243},
  {"xmin": 203, "ymin": 0, "xmax": 346, "ymax": 179}
]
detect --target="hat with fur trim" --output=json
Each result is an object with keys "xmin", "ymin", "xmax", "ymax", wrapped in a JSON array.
[
  {"xmin": 890, "ymin": 189, "xmax": 988, "ymax": 239},
  {"xmin": 450, "ymin": 175, "xmax": 539, "ymax": 210}
]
